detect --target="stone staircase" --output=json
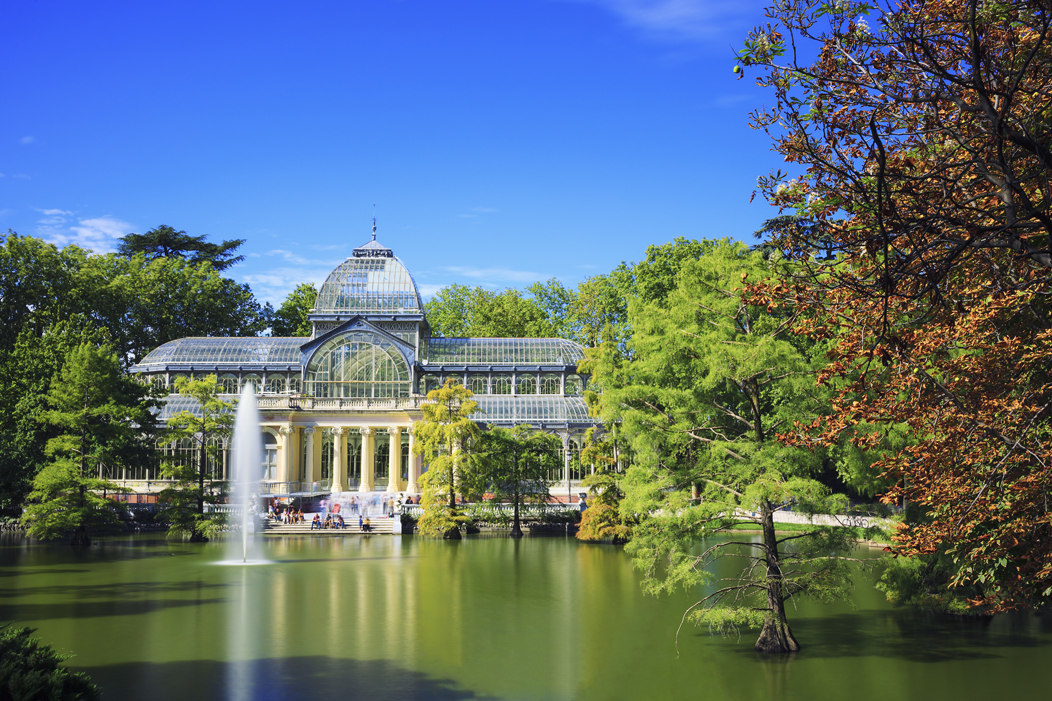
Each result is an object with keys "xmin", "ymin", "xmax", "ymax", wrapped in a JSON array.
[{"xmin": 264, "ymin": 517, "xmax": 397, "ymax": 535}]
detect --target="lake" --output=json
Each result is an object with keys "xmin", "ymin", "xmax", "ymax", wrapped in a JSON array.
[{"xmin": 1, "ymin": 532, "xmax": 1050, "ymax": 700}]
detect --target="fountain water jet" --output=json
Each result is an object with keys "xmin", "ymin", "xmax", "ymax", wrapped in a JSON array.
[{"xmin": 218, "ymin": 384, "xmax": 269, "ymax": 565}]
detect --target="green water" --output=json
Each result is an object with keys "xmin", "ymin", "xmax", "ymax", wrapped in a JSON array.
[{"xmin": 1, "ymin": 533, "xmax": 1050, "ymax": 700}]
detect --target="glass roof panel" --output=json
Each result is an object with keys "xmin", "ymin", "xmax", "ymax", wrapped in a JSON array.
[
  {"xmin": 137, "ymin": 338, "xmax": 304, "ymax": 367},
  {"xmin": 471, "ymin": 396, "xmax": 598, "ymax": 424},
  {"xmin": 426, "ymin": 338, "xmax": 585, "ymax": 365},
  {"xmin": 313, "ymin": 254, "xmax": 424, "ymax": 315}
]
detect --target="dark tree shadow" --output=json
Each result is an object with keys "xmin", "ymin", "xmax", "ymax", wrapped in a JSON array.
[
  {"xmin": 720, "ymin": 609, "xmax": 1052, "ymax": 663},
  {"xmin": 0, "ymin": 597, "xmax": 230, "ymax": 622},
  {"xmin": 76, "ymin": 656, "xmax": 498, "ymax": 701}
]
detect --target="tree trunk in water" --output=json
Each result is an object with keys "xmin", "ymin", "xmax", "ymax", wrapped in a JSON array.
[
  {"xmin": 754, "ymin": 501, "xmax": 800, "ymax": 654},
  {"xmin": 511, "ymin": 469, "xmax": 523, "ymax": 538}
]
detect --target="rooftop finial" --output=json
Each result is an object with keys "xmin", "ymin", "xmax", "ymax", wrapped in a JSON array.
[{"xmin": 372, "ymin": 204, "xmax": 377, "ymax": 240}]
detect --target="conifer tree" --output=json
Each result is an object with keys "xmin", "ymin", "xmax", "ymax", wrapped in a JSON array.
[
  {"xmin": 157, "ymin": 375, "xmax": 235, "ymax": 542},
  {"xmin": 412, "ymin": 381, "xmax": 480, "ymax": 539},
  {"xmin": 587, "ymin": 240, "xmax": 874, "ymax": 652},
  {"xmin": 21, "ymin": 343, "xmax": 157, "ymax": 546}
]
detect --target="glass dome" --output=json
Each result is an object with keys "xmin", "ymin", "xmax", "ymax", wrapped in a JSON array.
[{"xmin": 313, "ymin": 237, "xmax": 424, "ymax": 315}]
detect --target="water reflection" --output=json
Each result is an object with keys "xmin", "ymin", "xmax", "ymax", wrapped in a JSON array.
[{"xmin": 2, "ymin": 534, "xmax": 1051, "ymax": 700}]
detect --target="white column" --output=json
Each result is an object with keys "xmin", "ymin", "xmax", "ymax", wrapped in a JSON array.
[
  {"xmin": 562, "ymin": 431, "xmax": 572, "ymax": 504},
  {"xmin": 387, "ymin": 427, "xmax": 402, "ymax": 493},
  {"xmin": 277, "ymin": 425, "xmax": 292, "ymax": 484},
  {"xmin": 332, "ymin": 427, "xmax": 347, "ymax": 493},
  {"xmin": 359, "ymin": 427, "xmax": 375, "ymax": 492},
  {"xmin": 304, "ymin": 427, "xmax": 316, "ymax": 488},
  {"xmin": 406, "ymin": 426, "xmax": 420, "ymax": 494}
]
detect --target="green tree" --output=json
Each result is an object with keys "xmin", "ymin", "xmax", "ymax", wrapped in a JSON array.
[
  {"xmin": 587, "ymin": 240, "xmax": 871, "ymax": 653},
  {"xmin": 271, "ymin": 283, "xmax": 317, "ymax": 337},
  {"xmin": 0, "ymin": 319, "xmax": 109, "ymax": 514},
  {"xmin": 412, "ymin": 380, "xmax": 481, "ymax": 539},
  {"xmin": 477, "ymin": 425, "xmax": 559, "ymax": 537},
  {"xmin": 157, "ymin": 375, "xmax": 235, "ymax": 542},
  {"xmin": 21, "ymin": 343, "xmax": 157, "ymax": 546},
  {"xmin": 0, "ymin": 624, "xmax": 100, "ymax": 701},
  {"xmin": 576, "ymin": 427, "xmax": 632, "ymax": 544},
  {"xmin": 117, "ymin": 224, "xmax": 245, "ymax": 271}
]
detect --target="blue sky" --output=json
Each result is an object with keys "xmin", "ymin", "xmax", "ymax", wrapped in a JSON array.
[{"xmin": 2, "ymin": 0, "xmax": 779, "ymax": 305}]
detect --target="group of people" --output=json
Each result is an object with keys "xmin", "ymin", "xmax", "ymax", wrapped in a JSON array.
[
  {"xmin": 310, "ymin": 513, "xmax": 373, "ymax": 532},
  {"xmin": 268, "ymin": 505, "xmax": 305, "ymax": 524},
  {"xmin": 311, "ymin": 513, "xmax": 347, "ymax": 530}
]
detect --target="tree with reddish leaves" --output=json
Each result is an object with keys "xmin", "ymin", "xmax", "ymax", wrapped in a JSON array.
[{"xmin": 740, "ymin": 0, "xmax": 1052, "ymax": 609}]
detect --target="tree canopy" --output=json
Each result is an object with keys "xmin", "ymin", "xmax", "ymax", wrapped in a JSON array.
[
  {"xmin": 21, "ymin": 343, "xmax": 157, "ymax": 545},
  {"xmin": 271, "ymin": 283, "xmax": 317, "ymax": 337},
  {"xmin": 117, "ymin": 225, "xmax": 245, "ymax": 271},
  {"xmin": 587, "ymin": 240, "xmax": 868, "ymax": 652},
  {"xmin": 741, "ymin": 0, "xmax": 1052, "ymax": 610}
]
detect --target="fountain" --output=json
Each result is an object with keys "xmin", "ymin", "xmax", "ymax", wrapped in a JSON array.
[{"xmin": 218, "ymin": 384, "xmax": 268, "ymax": 565}]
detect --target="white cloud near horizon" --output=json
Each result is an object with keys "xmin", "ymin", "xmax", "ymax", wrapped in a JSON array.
[
  {"xmin": 35, "ymin": 210, "xmax": 134, "ymax": 253},
  {"xmin": 567, "ymin": 0, "xmax": 750, "ymax": 41},
  {"xmin": 35, "ymin": 210, "xmax": 135, "ymax": 253},
  {"xmin": 19, "ymin": 136, "xmax": 35, "ymax": 145}
]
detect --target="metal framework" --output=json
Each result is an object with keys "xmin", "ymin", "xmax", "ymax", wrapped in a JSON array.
[
  {"xmin": 313, "ymin": 256, "xmax": 424, "ymax": 315},
  {"xmin": 425, "ymin": 338, "xmax": 585, "ymax": 365},
  {"xmin": 138, "ymin": 337, "xmax": 303, "ymax": 367}
]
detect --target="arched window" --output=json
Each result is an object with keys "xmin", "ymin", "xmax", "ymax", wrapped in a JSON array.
[
  {"xmin": 422, "ymin": 374, "xmax": 441, "ymax": 394},
  {"xmin": 468, "ymin": 374, "xmax": 488, "ymax": 395},
  {"xmin": 288, "ymin": 376, "xmax": 302, "ymax": 394},
  {"xmin": 218, "ymin": 374, "xmax": 239, "ymax": 394},
  {"xmin": 243, "ymin": 374, "xmax": 262, "ymax": 393},
  {"xmin": 347, "ymin": 433, "xmax": 362, "ymax": 486},
  {"xmin": 375, "ymin": 441, "xmax": 390, "ymax": 483},
  {"xmin": 517, "ymin": 374, "xmax": 536, "ymax": 395},
  {"xmin": 150, "ymin": 375, "xmax": 167, "ymax": 392},
  {"xmin": 304, "ymin": 331, "xmax": 411, "ymax": 398},
  {"xmin": 262, "ymin": 432, "xmax": 278, "ymax": 480},
  {"xmin": 565, "ymin": 374, "xmax": 584, "ymax": 396},
  {"xmin": 540, "ymin": 374, "xmax": 560, "ymax": 395},
  {"xmin": 321, "ymin": 432, "xmax": 334, "ymax": 484},
  {"xmin": 265, "ymin": 375, "xmax": 286, "ymax": 394},
  {"xmin": 492, "ymin": 374, "xmax": 512, "ymax": 395}
]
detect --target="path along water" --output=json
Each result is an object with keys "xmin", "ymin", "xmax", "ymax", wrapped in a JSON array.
[{"xmin": 1, "ymin": 532, "xmax": 1050, "ymax": 701}]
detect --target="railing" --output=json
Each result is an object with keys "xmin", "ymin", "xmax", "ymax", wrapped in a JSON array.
[
  {"xmin": 255, "ymin": 396, "xmax": 425, "ymax": 412},
  {"xmin": 400, "ymin": 502, "xmax": 580, "ymax": 519}
]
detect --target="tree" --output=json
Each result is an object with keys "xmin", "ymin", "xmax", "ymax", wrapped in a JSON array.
[
  {"xmin": 21, "ymin": 343, "xmax": 157, "ymax": 546},
  {"xmin": 587, "ymin": 240, "xmax": 870, "ymax": 652},
  {"xmin": 576, "ymin": 427, "xmax": 632, "ymax": 544},
  {"xmin": 0, "ymin": 319, "xmax": 109, "ymax": 514},
  {"xmin": 157, "ymin": 375, "xmax": 235, "ymax": 542},
  {"xmin": 739, "ymin": 0, "xmax": 1052, "ymax": 609},
  {"xmin": 117, "ymin": 225, "xmax": 245, "ymax": 271},
  {"xmin": 271, "ymin": 283, "xmax": 317, "ymax": 337},
  {"xmin": 412, "ymin": 380, "xmax": 481, "ymax": 539},
  {"xmin": 477, "ymin": 425, "xmax": 560, "ymax": 537},
  {"xmin": 426, "ymin": 284, "xmax": 557, "ymax": 338},
  {"xmin": 0, "ymin": 623, "xmax": 101, "ymax": 701}
]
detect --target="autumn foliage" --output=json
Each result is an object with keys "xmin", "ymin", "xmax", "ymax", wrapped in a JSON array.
[{"xmin": 741, "ymin": 0, "xmax": 1052, "ymax": 608}]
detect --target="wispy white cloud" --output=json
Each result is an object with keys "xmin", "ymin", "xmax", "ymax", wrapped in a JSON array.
[
  {"xmin": 240, "ymin": 266, "xmax": 333, "ymax": 306},
  {"xmin": 19, "ymin": 136, "xmax": 34, "ymax": 145},
  {"xmin": 566, "ymin": 0, "xmax": 750, "ymax": 42},
  {"xmin": 416, "ymin": 283, "xmax": 446, "ymax": 299},
  {"xmin": 35, "ymin": 210, "xmax": 135, "ymax": 252},
  {"xmin": 266, "ymin": 249, "xmax": 343, "ymax": 267},
  {"xmin": 12, "ymin": 173, "xmax": 31, "ymax": 180}
]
